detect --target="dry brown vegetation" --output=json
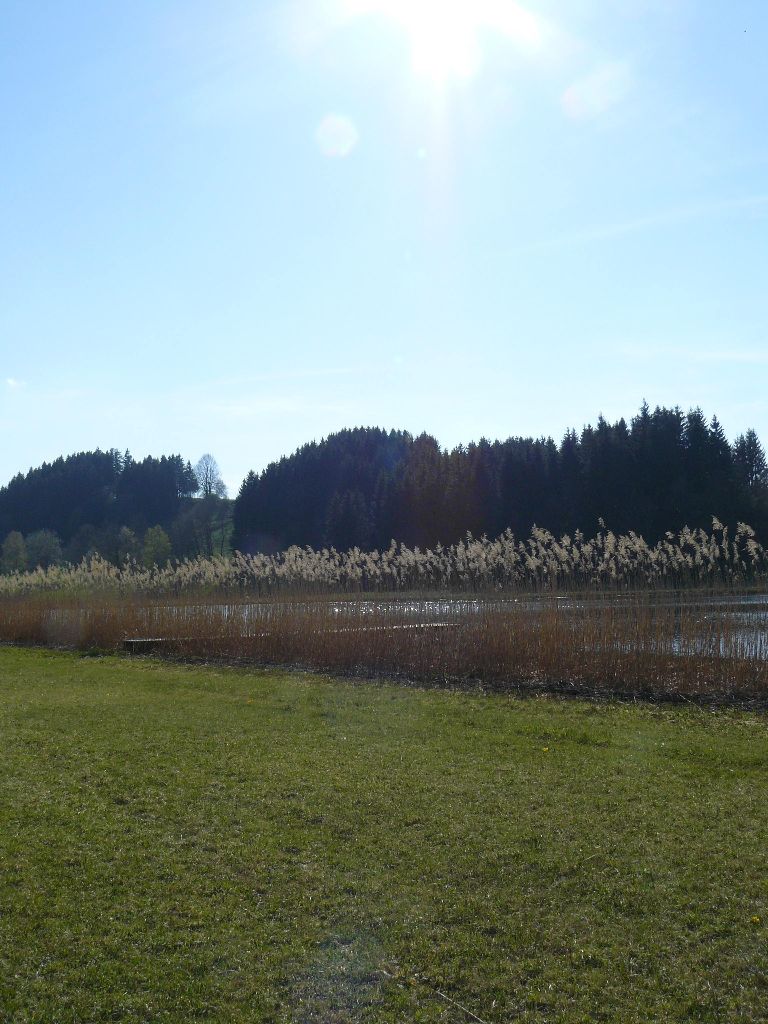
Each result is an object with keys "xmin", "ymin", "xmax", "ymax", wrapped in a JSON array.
[
  {"xmin": 1, "ymin": 521, "xmax": 767, "ymax": 702},
  {"xmin": 1, "ymin": 589, "xmax": 767, "ymax": 702}
]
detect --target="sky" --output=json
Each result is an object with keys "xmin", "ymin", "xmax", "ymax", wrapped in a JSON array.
[{"xmin": 1, "ymin": 0, "xmax": 767, "ymax": 495}]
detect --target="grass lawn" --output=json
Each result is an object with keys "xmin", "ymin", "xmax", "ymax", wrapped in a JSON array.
[{"xmin": 1, "ymin": 647, "xmax": 767, "ymax": 1023}]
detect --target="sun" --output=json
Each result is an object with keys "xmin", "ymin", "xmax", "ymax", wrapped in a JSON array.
[
  {"xmin": 346, "ymin": 0, "xmax": 546, "ymax": 84},
  {"xmin": 384, "ymin": 0, "xmax": 481, "ymax": 81},
  {"xmin": 345, "ymin": 0, "xmax": 482, "ymax": 82}
]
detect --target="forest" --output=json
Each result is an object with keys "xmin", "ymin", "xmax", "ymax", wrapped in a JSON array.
[
  {"xmin": 1, "ymin": 403, "xmax": 767, "ymax": 571},
  {"xmin": 232, "ymin": 404, "xmax": 768, "ymax": 554},
  {"xmin": 0, "ymin": 451, "xmax": 229, "ymax": 570}
]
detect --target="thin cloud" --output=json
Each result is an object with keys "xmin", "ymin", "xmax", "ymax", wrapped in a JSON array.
[
  {"xmin": 208, "ymin": 398, "xmax": 304, "ymax": 419},
  {"xmin": 620, "ymin": 343, "xmax": 768, "ymax": 366},
  {"xmin": 694, "ymin": 350, "xmax": 768, "ymax": 366},
  {"xmin": 5, "ymin": 378, "xmax": 25, "ymax": 390},
  {"xmin": 534, "ymin": 194, "xmax": 768, "ymax": 250},
  {"xmin": 193, "ymin": 367, "xmax": 359, "ymax": 391},
  {"xmin": 206, "ymin": 397, "xmax": 350, "ymax": 420}
]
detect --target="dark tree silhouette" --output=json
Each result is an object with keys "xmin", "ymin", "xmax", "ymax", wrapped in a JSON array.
[
  {"xmin": 232, "ymin": 407, "xmax": 768, "ymax": 553},
  {"xmin": 3, "ymin": 407, "xmax": 768, "ymax": 569}
]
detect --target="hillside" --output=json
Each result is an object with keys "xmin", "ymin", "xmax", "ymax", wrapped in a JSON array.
[
  {"xmin": 233, "ymin": 406, "xmax": 768, "ymax": 553},
  {"xmin": 2, "ymin": 405, "xmax": 768, "ymax": 569},
  {"xmin": 0, "ymin": 451, "xmax": 229, "ymax": 568}
]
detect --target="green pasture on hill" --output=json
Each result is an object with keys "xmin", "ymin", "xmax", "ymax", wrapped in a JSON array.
[{"xmin": 1, "ymin": 647, "xmax": 767, "ymax": 1023}]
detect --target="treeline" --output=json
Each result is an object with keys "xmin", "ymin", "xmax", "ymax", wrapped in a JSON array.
[
  {"xmin": 232, "ymin": 406, "xmax": 768, "ymax": 553},
  {"xmin": 2, "ymin": 405, "xmax": 767, "ymax": 571},
  {"xmin": 0, "ymin": 450, "xmax": 230, "ymax": 570}
]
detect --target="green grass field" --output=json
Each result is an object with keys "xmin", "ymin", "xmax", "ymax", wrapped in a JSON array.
[{"xmin": 1, "ymin": 648, "xmax": 767, "ymax": 1023}]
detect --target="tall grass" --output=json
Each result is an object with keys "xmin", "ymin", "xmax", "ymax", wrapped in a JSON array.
[
  {"xmin": 2, "ymin": 590, "xmax": 767, "ymax": 701},
  {"xmin": 0, "ymin": 520, "xmax": 765, "ymax": 597},
  {"xmin": 2, "ymin": 520, "xmax": 767, "ymax": 700}
]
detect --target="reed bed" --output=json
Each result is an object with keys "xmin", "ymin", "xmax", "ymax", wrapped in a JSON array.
[
  {"xmin": 2, "ymin": 521, "xmax": 767, "ymax": 700},
  {"xmin": 0, "ymin": 520, "xmax": 765, "ymax": 598},
  {"xmin": 2, "ymin": 590, "xmax": 767, "ymax": 701}
]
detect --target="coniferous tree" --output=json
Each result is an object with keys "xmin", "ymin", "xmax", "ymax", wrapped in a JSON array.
[{"xmin": 2, "ymin": 406, "xmax": 766, "ymax": 563}]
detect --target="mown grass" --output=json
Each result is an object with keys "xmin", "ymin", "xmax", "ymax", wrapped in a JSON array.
[{"xmin": 1, "ymin": 647, "xmax": 767, "ymax": 1023}]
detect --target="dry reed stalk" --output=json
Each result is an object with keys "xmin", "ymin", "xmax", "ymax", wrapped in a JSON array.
[{"xmin": 1, "ymin": 590, "xmax": 767, "ymax": 700}]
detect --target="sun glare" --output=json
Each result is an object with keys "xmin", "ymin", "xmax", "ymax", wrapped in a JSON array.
[
  {"xmin": 386, "ymin": 0, "xmax": 480, "ymax": 81},
  {"xmin": 346, "ymin": 0, "xmax": 546, "ymax": 83}
]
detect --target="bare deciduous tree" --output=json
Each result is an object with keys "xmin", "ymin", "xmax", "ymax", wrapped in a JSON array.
[{"xmin": 194, "ymin": 454, "xmax": 228, "ymax": 499}]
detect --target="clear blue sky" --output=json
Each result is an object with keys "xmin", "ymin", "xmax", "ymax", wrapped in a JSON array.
[{"xmin": 1, "ymin": 0, "xmax": 766, "ymax": 495}]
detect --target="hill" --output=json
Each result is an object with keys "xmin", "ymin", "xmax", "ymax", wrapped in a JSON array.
[
  {"xmin": 0, "ymin": 450, "xmax": 230, "ymax": 568},
  {"xmin": 233, "ymin": 406, "xmax": 768, "ymax": 553},
  {"xmin": 2, "ymin": 405, "xmax": 767, "ymax": 568}
]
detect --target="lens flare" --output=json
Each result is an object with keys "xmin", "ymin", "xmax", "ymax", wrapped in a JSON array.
[{"xmin": 316, "ymin": 113, "xmax": 359, "ymax": 157}]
